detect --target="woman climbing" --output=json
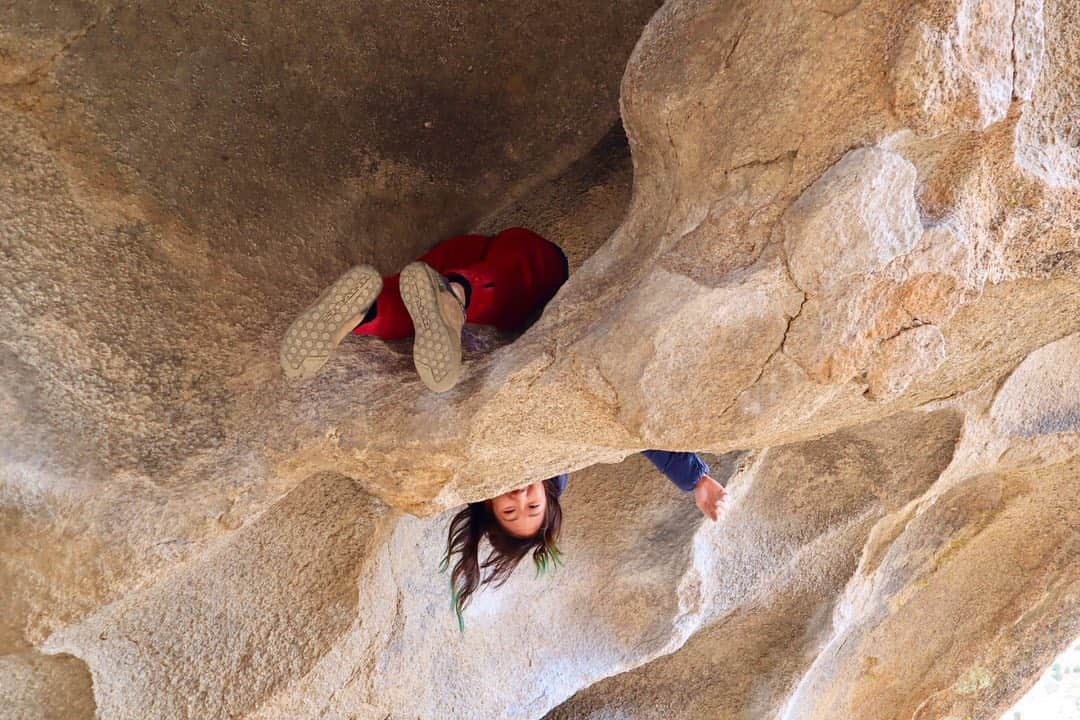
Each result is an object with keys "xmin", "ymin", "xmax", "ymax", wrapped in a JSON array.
[
  {"xmin": 280, "ymin": 226, "xmax": 728, "ymax": 625},
  {"xmin": 443, "ymin": 449, "xmax": 727, "ymax": 628}
]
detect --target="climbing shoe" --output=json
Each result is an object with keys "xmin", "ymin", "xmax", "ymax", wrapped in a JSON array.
[
  {"xmin": 399, "ymin": 261, "xmax": 467, "ymax": 392},
  {"xmin": 280, "ymin": 264, "xmax": 383, "ymax": 380}
]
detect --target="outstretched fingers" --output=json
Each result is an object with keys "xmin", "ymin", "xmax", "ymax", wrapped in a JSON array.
[{"xmin": 694, "ymin": 475, "xmax": 729, "ymax": 522}]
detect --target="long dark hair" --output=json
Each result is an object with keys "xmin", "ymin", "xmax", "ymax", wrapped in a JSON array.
[{"xmin": 440, "ymin": 477, "xmax": 563, "ymax": 630}]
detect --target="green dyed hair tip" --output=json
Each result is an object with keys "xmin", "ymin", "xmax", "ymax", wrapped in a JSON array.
[
  {"xmin": 449, "ymin": 578, "xmax": 466, "ymax": 633},
  {"xmin": 534, "ymin": 545, "xmax": 564, "ymax": 578}
]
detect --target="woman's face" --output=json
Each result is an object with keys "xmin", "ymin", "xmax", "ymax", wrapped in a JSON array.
[{"xmin": 488, "ymin": 481, "xmax": 547, "ymax": 538}]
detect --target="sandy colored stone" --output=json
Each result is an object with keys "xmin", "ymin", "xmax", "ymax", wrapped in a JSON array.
[
  {"xmin": 890, "ymin": 0, "xmax": 1016, "ymax": 133},
  {"xmin": 866, "ymin": 324, "xmax": 948, "ymax": 400},
  {"xmin": 2, "ymin": 0, "xmax": 1079, "ymax": 717},
  {"xmin": 781, "ymin": 458, "xmax": 1079, "ymax": 720},
  {"xmin": 0, "ymin": 0, "xmax": 659, "ymax": 657},
  {"xmin": 1015, "ymin": 0, "xmax": 1080, "ymax": 188},
  {"xmin": 782, "ymin": 148, "xmax": 922, "ymax": 295},
  {"xmin": 44, "ymin": 474, "xmax": 388, "ymax": 720},
  {"xmin": 1013, "ymin": 0, "xmax": 1047, "ymax": 102},
  {"xmin": 0, "ymin": 651, "xmax": 95, "ymax": 720},
  {"xmin": 47, "ymin": 457, "xmax": 722, "ymax": 720},
  {"xmin": 547, "ymin": 409, "xmax": 964, "ymax": 719},
  {"xmin": 991, "ymin": 331, "xmax": 1080, "ymax": 437}
]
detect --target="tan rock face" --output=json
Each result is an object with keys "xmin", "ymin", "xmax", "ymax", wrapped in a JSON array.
[
  {"xmin": 992, "ymin": 332, "xmax": 1080, "ymax": 437},
  {"xmin": 2, "ymin": 0, "xmax": 1078, "ymax": 718},
  {"xmin": 0, "ymin": 0, "xmax": 659, "ymax": 655},
  {"xmin": 0, "ymin": 651, "xmax": 94, "ymax": 720},
  {"xmin": 1015, "ymin": 0, "xmax": 1079, "ymax": 188},
  {"xmin": 890, "ymin": 0, "xmax": 1017, "ymax": 133}
]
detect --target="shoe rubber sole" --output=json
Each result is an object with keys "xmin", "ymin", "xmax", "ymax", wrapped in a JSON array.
[
  {"xmin": 280, "ymin": 265, "xmax": 382, "ymax": 380},
  {"xmin": 399, "ymin": 262, "xmax": 464, "ymax": 392}
]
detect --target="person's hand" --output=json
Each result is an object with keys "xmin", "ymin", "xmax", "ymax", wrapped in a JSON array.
[{"xmin": 693, "ymin": 474, "xmax": 728, "ymax": 521}]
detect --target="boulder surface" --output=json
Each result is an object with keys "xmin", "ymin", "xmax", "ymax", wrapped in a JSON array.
[{"xmin": 2, "ymin": 0, "xmax": 1078, "ymax": 718}]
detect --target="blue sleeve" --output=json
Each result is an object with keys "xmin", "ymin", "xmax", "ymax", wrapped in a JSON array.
[
  {"xmin": 551, "ymin": 474, "xmax": 569, "ymax": 497},
  {"xmin": 641, "ymin": 450, "xmax": 710, "ymax": 492}
]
